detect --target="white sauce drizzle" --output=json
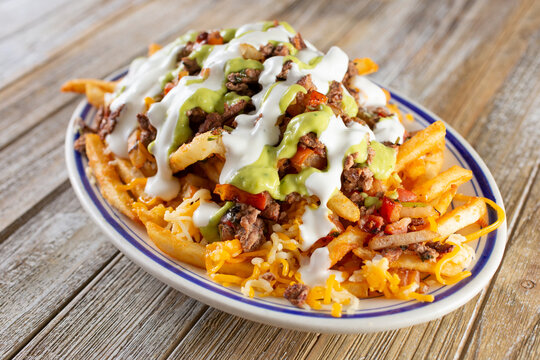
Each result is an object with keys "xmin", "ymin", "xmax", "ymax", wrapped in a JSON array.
[
  {"xmin": 299, "ymin": 118, "xmax": 374, "ymax": 250},
  {"xmin": 350, "ymin": 75, "xmax": 387, "ymax": 108},
  {"xmin": 106, "ymin": 22, "xmax": 408, "ymax": 260},
  {"xmin": 373, "ymin": 115, "xmax": 405, "ymax": 145},
  {"xmin": 298, "ymin": 247, "xmax": 345, "ymax": 287},
  {"xmin": 107, "ymin": 39, "xmax": 185, "ymax": 157},
  {"xmin": 193, "ymin": 200, "xmax": 221, "ymax": 227}
]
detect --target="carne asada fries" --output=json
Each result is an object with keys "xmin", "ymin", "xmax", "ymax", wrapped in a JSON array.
[{"xmin": 63, "ymin": 21, "xmax": 504, "ymax": 317}]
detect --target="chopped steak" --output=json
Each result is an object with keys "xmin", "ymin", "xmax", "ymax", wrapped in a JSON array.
[
  {"xmin": 327, "ymin": 81, "xmax": 343, "ymax": 107},
  {"xmin": 136, "ymin": 113, "xmax": 157, "ymax": 147},
  {"xmin": 284, "ymin": 283, "xmax": 309, "ymax": 307},
  {"xmin": 187, "ymin": 107, "xmax": 207, "ymax": 130},
  {"xmin": 259, "ymin": 43, "xmax": 290, "ymax": 59},
  {"xmin": 289, "ymin": 33, "xmax": 307, "ymax": 50},
  {"xmin": 344, "ymin": 153, "xmax": 357, "ymax": 170},
  {"xmin": 297, "ymin": 74, "xmax": 316, "ymax": 92},
  {"xmin": 74, "ymin": 116, "xmax": 98, "ymax": 154},
  {"xmin": 276, "ymin": 60, "xmax": 293, "ymax": 81},
  {"xmin": 225, "ymin": 68, "xmax": 262, "ymax": 96},
  {"xmin": 342, "ymin": 166, "xmax": 374, "ymax": 193},
  {"xmin": 219, "ymin": 203, "xmax": 266, "ymax": 252},
  {"xmin": 298, "ymin": 132, "xmax": 325, "ymax": 155},
  {"xmin": 408, "ymin": 243, "xmax": 438, "ymax": 262},
  {"xmin": 260, "ymin": 192, "xmax": 280, "ymax": 221},
  {"xmin": 361, "ymin": 214, "xmax": 385, "ymax": 233},
  {"xmin": 74, "ymin": 134, "xmax": 87, "ymax": 154},
  {"xmin": 98, "ymin": 104, "xmax": 124, "ymax": 139},
  {"xmin": 366, "ymin": 146, "xmax": 375, "ymax": 165},
  {"xmin": 223, "ymin": 99, "xmax": 251, "ymax": 122},
  {"xmin": 342, "ymin": 60, "xmax": 358, "ymax": 88},
  {"xmin": 425, "ymin": 241, "xmax": 455, "ymax": 255},
  {"xmin": 408, "ymin": 217, "xmax": 425, "ymax": 231},
  {"xmin": 181, "ymin": 57, "xmax": 201, "ymax": 75},
  {"xmin": 197, "ymin": 112, "xmax": 222, "ymax": 134},
  {"xmin": 176, "ymin": 41, "xmax": 194, "ymax": 62},
  {"xmin": 381, "ymin": 247, "xmax": 403, "ymax": 262}
]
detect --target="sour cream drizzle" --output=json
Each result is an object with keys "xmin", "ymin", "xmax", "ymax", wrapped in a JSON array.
[{"xmin": 107, "ymin": 22, "xmax": 403, "ymax": 263}]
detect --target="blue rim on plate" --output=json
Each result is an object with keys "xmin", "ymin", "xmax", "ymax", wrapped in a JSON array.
[{"xmin": 65, "ymin": 71, "xmax": 507, "ymax": 333}]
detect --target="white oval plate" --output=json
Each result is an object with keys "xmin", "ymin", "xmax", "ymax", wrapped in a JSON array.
[{"xmin": 65, "ymin": 73, "xmax": 507, "ymax": 333}]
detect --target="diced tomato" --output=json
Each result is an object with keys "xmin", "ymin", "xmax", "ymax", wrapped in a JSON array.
[
  {"xmin": 397, "ymin": 188, "xmax": 418, "ymax": 202},
  {"xmin": 164, "ymin": 82, "xmax": 175, "ymax": 95},
  {"xmin": 214, "ymin": 184, "xmax": 267, "ymax": 210},
  {"xmin": 380, "ymin": 197, "xmax": 402, "ymax": 223},
  {"xmin": 361, "ymin": 214, "xmax": 385, "ymax": 234},
  {"xmin": 305, "ymin": 90, "xmax": 328, "ymax": 109},
  {"xmin": 289, "ymin": 146, "xmax": 315, "ymax": 170},
  {"xmin": 207, "ymin": 32, "xmax": 224, "ymax": 45}
]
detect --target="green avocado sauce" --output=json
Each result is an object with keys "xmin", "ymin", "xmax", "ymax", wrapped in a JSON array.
[
  {"xmin": 283, "ymin": 55, "xmax": 323, "ymax": 69},
  {"xmin": 188, "ymin": 45, "xmax": 214, "ymax": 66},
  {"xmin": 199, "ymin": 202, "xmax": 234, "ymax": 243},
  {"xmin": 262, "ymin": 21, "xmax": 296, "ymax": 34},
  {"xmin": 368, "ymin": 141, "xmax": 396, "ymax": 180},
  {"xmin": 169, "ymin": 87, "xmax": 226, "ymax": 154},
  {"xmin": 342, "ymin": 93, "xmax": 359, "ymax": 117},
  {"xmin": 224, "ymin": 57, "xmax": 263, "ymax": 75},
  {"xmin": 220, "ymin": 28, "xmax": 237, "ymax": 42}
]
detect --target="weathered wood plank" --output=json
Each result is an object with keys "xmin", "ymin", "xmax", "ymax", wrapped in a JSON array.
[
  {"xmin": 166, "ymin": 309, "xmax": 317, "ymax": 360},
  {"xmin": 0, "ymin": 0, "xmax": 150, "ymax": 91},
  {"xmin": 12, "ymin": 256, "xmax": 208, "ymax": 360},
  {"xmin": 0, "ymin": 188, "xmax": 118, "ymax": 359}
]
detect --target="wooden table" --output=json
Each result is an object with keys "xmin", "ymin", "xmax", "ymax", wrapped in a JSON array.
[{"xmin": 1, "ymin": 0, "xmax": 538, "ymax": 358}]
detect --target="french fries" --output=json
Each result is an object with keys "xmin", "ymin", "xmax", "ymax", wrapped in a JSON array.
[
  {"xmin": 170, "ymin": 130, "xmax": 226, "ymax": 173},
  {"xmin": 412, "ymin": 165, "xmax": 472, "ymax": 202},
  {"xmin": 146, "ymin": 221, "xmax": 252, "ymax": 277},
  {"xmin": 368, "ymin": 230, "xmax": 439, "ymax": 250},
  {"xmin": 327, "ymin": 227, "xmax": 370, "ymax": 266},
  {"xmin": 437, "ymin": 197, "xmax": 487, "ymax": 238},
  {"xmin": 327, "ymin": 190, "xmax": 360, "ymax": 222},
  {"xmin": 85, "ymin": 134, "xmax": 138, "ymax": 221},
  {"xmin": 396, "ymin": 121, "xmax": 446, "ymax": 173},
  {"xmin": 61, "ymin": 78, "xmax": 117, "ymax": 107}
]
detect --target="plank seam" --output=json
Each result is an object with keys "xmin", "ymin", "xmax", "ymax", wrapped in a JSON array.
[{"xmin": 0, "ymin": 179, "xmax": 70, "ymax": 245}]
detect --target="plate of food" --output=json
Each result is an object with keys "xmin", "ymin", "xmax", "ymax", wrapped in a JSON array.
[{"xmin": 63, "ymin": 21, "xmax": 506, "ymax": 333}]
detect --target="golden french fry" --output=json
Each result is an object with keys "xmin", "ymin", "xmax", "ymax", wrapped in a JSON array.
[
  {"xmin": 85, "ymin": 83, "xmax": 106, "ymax": 107},
  {"xmin": 437, "ymin": 197, "xmax": 487, "ymax": 238},
  {"xmin": 399, "ymin": 204, "xmax": 437, "ymax": 219},
  {"xmin": 134, "ymin": 203, "xmax": 168, "ymax": 227},
  {"xmin": 389, "ymin": 254, "xmax": 464, "ymax": 277},
  {"xmin": 342, "ymin": 281, "xmax": 370, "ymax": 298},
  {"xmin": 195, "ymin": 156, "xmax": 224, "ymax": 184},
  {"xmin": 352, "ymin": 246, "xmax": 376, "ymax": 261},
  {"xmin": 146, "ymin": 221, "xmax": 252, "ymax": 277},
  {"xmin": 170, "ymin": 131, "xmax": 226, "ymax": 173},
  {"xmin": 396, "ymin": 121, "xmax": 446, "ymax": 173},
  {"xmin": 85, "ymin": 134, "xmax": 138, "ymax": 221},
  {"xmin": 61, "ymin": 78, "xmax": 117, "ymax": 93},
  {"xmin": 368, "ymin": 230, "xmax": 439, "ymax": 250},
  {"xmin": 412, "ymin": 165, "xmax": 472, "ymax": 202},
  {"xmin": 115, "ymin": 157, "xmax": 145, "ymax": 198},
  {"xmin": 431, "ymin": 185, "xmax": 457, "ymax": 216},
  {"xmin": 416, "ymin": 149, "xmax": 444, "ymax": 183},
  {"xmin": 403, "ymin": 158, "xmax": 425, "ymax": 181},
  {"xmin": 327, "ymin": 226, "xmax": 370, "ymax": 266},
  {"xmin": 327, "ymin": 190, "xmax": 360, "ymax": 222},
  {"xmin": 148, "ymin": 43, "xmax": 162, "ymax": 56}
]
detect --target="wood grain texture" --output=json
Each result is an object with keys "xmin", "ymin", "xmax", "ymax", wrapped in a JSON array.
[{"xmin": 0, "ymin": 0, "xmax": 538, "ymax": 359}]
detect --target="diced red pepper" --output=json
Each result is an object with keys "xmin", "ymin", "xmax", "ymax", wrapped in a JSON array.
[
  {"xmin": 214, "ymin": 184, "xmax": 267, "ymax": 210},
  {"xmin": 289, "ymin": 146, "xmax": 315, "ymax": 170},
  {"xmin": 207, "ymin": 32, "xmax": 224, "ymax": 45},
  {"xmin": 397, "ymin": 188, "xmax": 418, "ymax": 202},
  {"xmin": 380, "ymin": 197, "xmax": 402, "ymax": 223},
  {"xmin": 305, "ymin": 90, "xmax": 328, "ymax": 109},
  {"xmin": 163, "ymin": 82, "xmax": 175, "ymax": 95}
]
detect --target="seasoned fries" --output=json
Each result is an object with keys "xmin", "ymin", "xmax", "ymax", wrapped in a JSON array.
[{"xmin": 64, "ymin": 21, "xmax": 504, "ymax": 318}]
